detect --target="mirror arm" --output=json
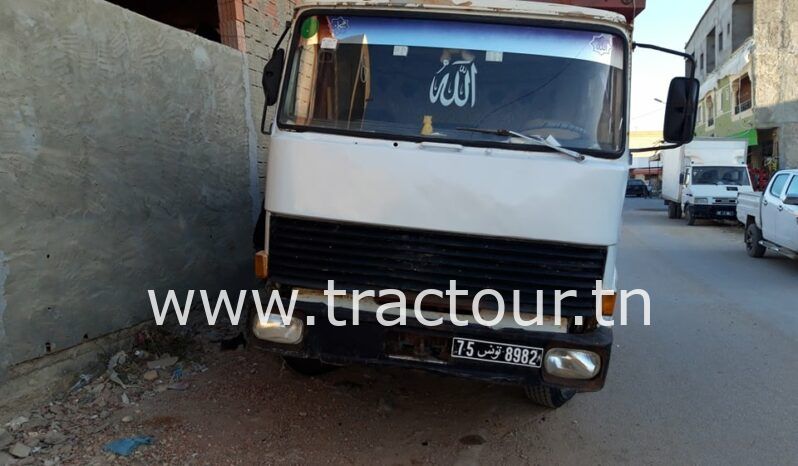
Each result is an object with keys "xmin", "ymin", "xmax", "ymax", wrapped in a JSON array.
[
  {"xmin": 630, "ymin": 143, "xmax": 682, "ymax": 154},
  {"xmin": 260, "ymin": 20, "xmax": 293, "ymax": 135},
  {"xmin": 633, "ymin": 42, "xmax": 696, "ymax": 79}
]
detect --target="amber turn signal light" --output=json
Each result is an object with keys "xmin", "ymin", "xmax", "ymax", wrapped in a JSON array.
[
  {"xmin": 254, "ymin": 251, "xmax": 269, "ymax": 279},
  {"xmin": 602, "ymin": 293, "xmax": 617, "ymax": 316}
]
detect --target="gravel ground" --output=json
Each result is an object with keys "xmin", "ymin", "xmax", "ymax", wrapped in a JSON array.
[{"xmin": 2, "ymin": 198, "xmax": 797, "ymax": 465}]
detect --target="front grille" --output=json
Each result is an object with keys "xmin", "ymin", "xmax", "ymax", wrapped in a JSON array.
[{"xmin": 268, "ymin": 216, "xmax": 607, "ymax": 314}]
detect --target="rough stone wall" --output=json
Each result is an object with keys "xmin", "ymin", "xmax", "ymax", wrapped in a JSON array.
[
  {"xmin": 0, "ymin": 0, "xmax": 255, "ymax": 379},
  {"xmin": 242, "ymin": 0, "xmax": 297, "ymax": 193},
  {"xmin": 752, "ymin": 0, "xmax": 798, "ymax": 168}
]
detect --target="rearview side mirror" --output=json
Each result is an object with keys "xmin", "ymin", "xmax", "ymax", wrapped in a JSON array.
[
  {"xmin": 679, "ymin": 173, "xmax": 686, "ymax": 185},
  {"xmin": 262, "ymin": 48, "xmax": 285, "ymax": 107},
  {"xmin": 784, "ymin": 195, "xmax": 798, "ymax": 206},
  {"xmin": 663, "ymin": 77, "xmax": 700, "ymax": 144}
]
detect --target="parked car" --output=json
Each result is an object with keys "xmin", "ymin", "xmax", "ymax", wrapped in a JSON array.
[
  {"xmin": 736, "ymin": 169, "xmax": 798, "ymax": 259},
  {"xmin": 626, "ymin": 179, "xmax": 650, "ymax": 197}
]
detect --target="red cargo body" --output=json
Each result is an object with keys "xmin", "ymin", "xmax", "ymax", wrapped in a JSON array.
[{"xmin": 534, "ymin": 0, "xmax": 646, "ymax": 22}]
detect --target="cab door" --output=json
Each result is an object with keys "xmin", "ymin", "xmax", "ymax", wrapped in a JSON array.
[
  {"xmin": 762, "ymin": 173, "xmax": 790, "ymax": 242},
  {"xmin": 777, "ymin": 174, "xmax": 798, "ymax": 251}
]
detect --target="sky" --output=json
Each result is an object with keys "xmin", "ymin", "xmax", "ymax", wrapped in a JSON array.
[{"xmin": 630, "ymin": 0, "xmax": 713, "ymax": 131}]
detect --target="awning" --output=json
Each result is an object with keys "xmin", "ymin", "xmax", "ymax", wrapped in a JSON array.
[{"xmin": 729, "ymin": 128, "xmax": 758, "ymax": 147}]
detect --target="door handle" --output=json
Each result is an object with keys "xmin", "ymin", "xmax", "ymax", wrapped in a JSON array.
[
  {"xmin": 778, "ymin": 204, "xmax": 784, "ymax": 212},
  {"xmin": 763, "ymin": 199, "xmax": 768, "ymax": 206}
]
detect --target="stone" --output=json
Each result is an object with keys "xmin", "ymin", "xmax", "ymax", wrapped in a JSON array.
[
  {"xmin": 0, "ymin": 451, "xmax": 15, "ymax": 466},
  {"xmin": 0, "ymin": 429, "xmax": 12, "ymax": 450},
  {"xmin": 5, "ymin": 417, "xmax": 28, "ymax": 431},
  {"xmin": 121, "ymin": 416, "xmax": 133, "ymax": 423},
  {"xmin": 146, "ymin": 356, "xmax": 178, "ymax": 370},
  {"xmin": 167, "ymin": 382, "xmax": 189, "ymax": 391},
  {"xmin": 9, "ymin": 443, "xmax": 31, "ymax": 459},
  {"xmin": 142, "ymin": 370, "xmax": 159, "ymax": 381},
  {"xmin": 43, "ymin": 430, "xmax": 67, "ymax": 445}
]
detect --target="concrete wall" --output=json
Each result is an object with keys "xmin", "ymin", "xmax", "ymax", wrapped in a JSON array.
[
  {"xmin": 0, "ymin": 0, "xmax": 255, "ymax": 381},
  {"xmin": 752, "ymin": 0, "xmax": 798, "ymax": 169}
]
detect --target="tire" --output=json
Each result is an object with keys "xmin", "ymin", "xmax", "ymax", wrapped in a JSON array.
[
  {"xmin": 685, "ymin": 205, "xmax": 696, "ymax": 225},
  {"xmin": 282, "ymin": 356, "xmax": 337, "ymax": 376},
  {"xmin": 745, "ymin": 223, "xmax": 767, "ymax": 258},
  {"xmin": 524, "ymin": 385, "xmax": 575, "ymax": 409},
  {"xmin": 667, "ymin": 202, "xmax": 678, "ymax": 219}
]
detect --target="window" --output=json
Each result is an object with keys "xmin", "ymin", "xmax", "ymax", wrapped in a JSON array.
[
  {"xmin": 732, "ymin": 0, "xmax": 754, "ymax": 51},
  {"xmin": 692, "ymin": 166, "xmax": 750, "ymax": 186},
  {"xmin": 280, "ymin": 15, "xmax": 627, "ymax": 156},
  {"xmin": 733, "ymin": 74, "xmax": 752, "ymax": 114},
  {"xmin": 770, "ymin": 174, "xmax": 789, "ymax": 197},
  {"xmin": 719, "ymin": 30, "xmax": 724, "ymax": 51},
  {"xmin": 700, "ymin": 53, "xmax": 705, "ymax": 74},
  {"xmin": 706, "ymin": 28, "xmax": 716, "ymax": 73},
  {"xmin": 786, "ymin": 177, "xmax": 798, "ymax": 197},
  {"xmin": 706, "ymin": 94, "xmax": 715, "ymax": 127}
]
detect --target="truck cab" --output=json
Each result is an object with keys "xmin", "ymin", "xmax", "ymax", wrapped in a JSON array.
[
  {"xmin": 661, "ymin": 139, "xmax": 753, "ymax": 225},
  {"xmin": 250, "ymin": 0, "xmax": 698, "ymax": 408}
]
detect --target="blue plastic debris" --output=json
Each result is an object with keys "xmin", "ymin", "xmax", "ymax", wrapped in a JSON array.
[{"xmin": 103, "ymin": 436, "xmax": 153, "ymax": 457}]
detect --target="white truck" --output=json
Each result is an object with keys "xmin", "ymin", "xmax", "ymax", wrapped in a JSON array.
[
  {"xmin": 249, "ymin": 0, "xmax": 699, "ymax": 408},
  {"xmin": 661, "ymin": 138, "xmax": 753, "ymax": 225},
  {"xmin": 737, "ymin": 169, "xmax": 798, "ymax": 259}
]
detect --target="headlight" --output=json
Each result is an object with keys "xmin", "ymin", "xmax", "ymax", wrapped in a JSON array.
[
  {"xmin": 694, "ymin": 197, "xmax": 710, "ymax": 204},
  {"xmin": 544, "ymin": 348, "xmax": 601, "ymax": 380},
  {"xmin": 252, "ymin": 314, "xmax": 304, "ymax": 344}
]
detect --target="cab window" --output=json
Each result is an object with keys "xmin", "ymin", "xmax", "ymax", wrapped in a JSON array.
[
  {"xmin": 785, "ymin": 176, "xmax": 798, "ymax": 197},
  {"xmin": 769, "ymin": 174, "xmax": 789, "ymax": 197}
]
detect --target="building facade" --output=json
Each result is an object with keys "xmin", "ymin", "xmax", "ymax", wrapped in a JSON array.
[{"xmin": 686, "ymin": 0, "xmax": 798, "ymax": 182}]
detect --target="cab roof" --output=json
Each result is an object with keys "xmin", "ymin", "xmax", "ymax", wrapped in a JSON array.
[{"xmin": 296, "ymin": 0, "xmax": 633, "ymax": 28}]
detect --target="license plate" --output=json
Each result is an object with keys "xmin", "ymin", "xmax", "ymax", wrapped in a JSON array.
[
  {"xmin": 718, "ymin": 210, "xmax": 734, "ymax": 217},
  {"xmin": 451, "ymin": 338, "xmax": 543, "ymax": 368}
]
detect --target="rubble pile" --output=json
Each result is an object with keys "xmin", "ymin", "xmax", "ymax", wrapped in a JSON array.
[{"xmin": 0, "ymin": 323, "xmax": 240, "ymax": 465}]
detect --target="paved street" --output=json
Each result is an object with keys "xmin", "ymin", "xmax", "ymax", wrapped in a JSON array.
[{"xmin": 7, "ymin": 198, "xmax": 798, "ymax": 465}]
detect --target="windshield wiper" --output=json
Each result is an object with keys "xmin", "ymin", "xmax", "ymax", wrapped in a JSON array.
[{"xmin": 456, "ymin": 127, "xmax": 586, "ymax": 162}]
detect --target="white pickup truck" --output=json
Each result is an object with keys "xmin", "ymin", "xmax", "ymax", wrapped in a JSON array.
[{"xmin": 737, "ymin": 169, "xmax": 798, "ymax": 259}]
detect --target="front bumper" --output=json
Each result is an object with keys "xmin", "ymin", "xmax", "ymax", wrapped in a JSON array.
[
  {"xmin": 248, "ymin": 302, "xmax": 613, "ymax": 392},
  {"xmin": 691, "ymin": 204, "xmax": 737, "ymax": 219}
]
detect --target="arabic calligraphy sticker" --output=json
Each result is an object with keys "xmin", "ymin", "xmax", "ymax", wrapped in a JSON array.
[{"xmin": 429, "ymin": 60, "xmax": 478, "ymax": 108}]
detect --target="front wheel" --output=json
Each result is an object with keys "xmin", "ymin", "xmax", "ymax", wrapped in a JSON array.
[
  {"xmin": 524, "ymin": 385, "xmax": 575, "ymax": 409},
  {"xmin": 685, "ymin": 205, "xmax": 696, "ymax": 226},
  {"xmin": 745, "ymin": 223, "xmax": 767, "ymax": 258}
]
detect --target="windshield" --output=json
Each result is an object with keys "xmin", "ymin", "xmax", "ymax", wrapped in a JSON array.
[
  {"xmin": 278, "ymin": 15, "xmax": 626, "ymax": 156},
  {"xmin": 691, "ymin": 166, "xmax": 750, "ymax": 186}
]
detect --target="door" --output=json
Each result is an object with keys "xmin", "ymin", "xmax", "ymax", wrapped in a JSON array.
[
  {"xmin": 762, "ymin": 173, "xmax": 790, "ymax": 242},
  {"xmin": 777, "ymin": 175, "xmax": 798, "ymax": 251}
]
